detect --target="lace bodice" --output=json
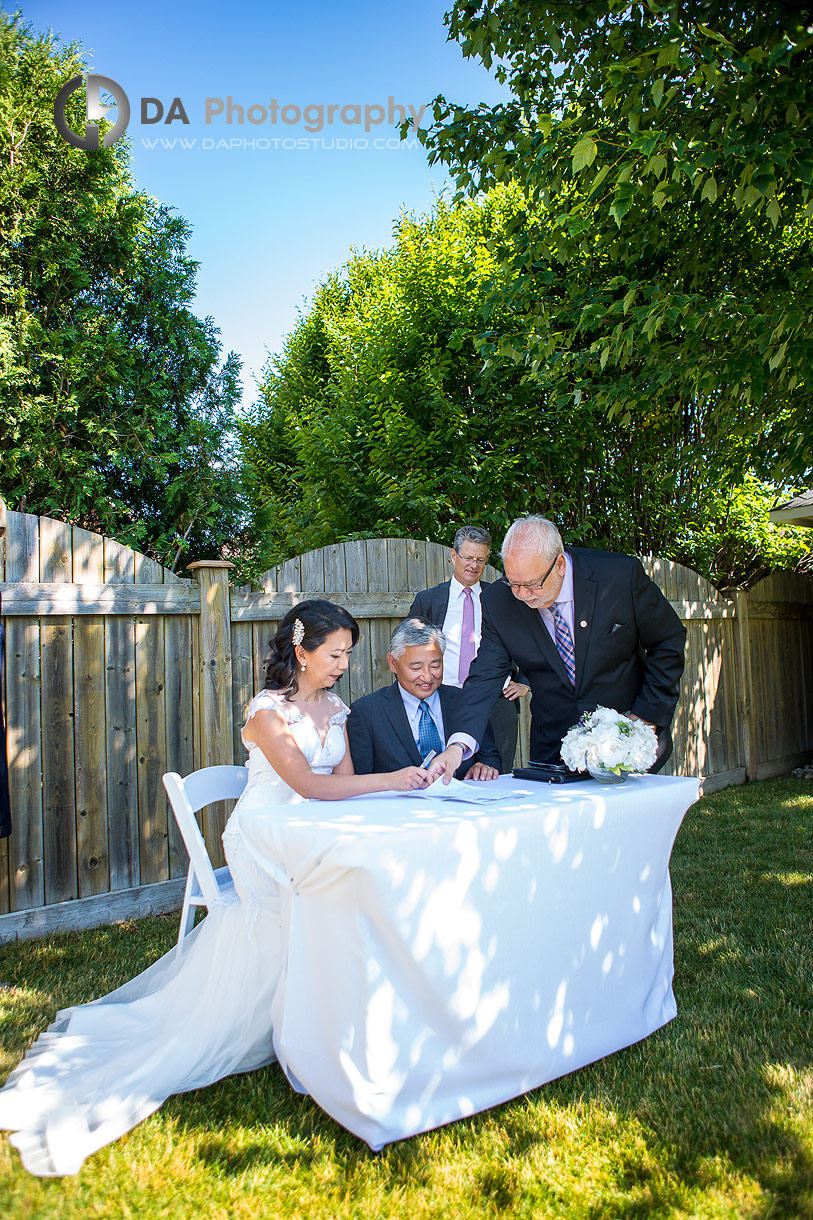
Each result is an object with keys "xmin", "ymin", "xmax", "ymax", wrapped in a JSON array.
[{"xmin": 240, "ymin": 690, "xmax": 349, "ymax": 801}]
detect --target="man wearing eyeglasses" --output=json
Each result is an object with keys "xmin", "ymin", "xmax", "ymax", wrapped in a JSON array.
[
  {"xmin": 427, "ymin": 515, "xmax": 686, "ymax": 783},
  {"xmin": 408, "ymin": 525, "xmax": 529, "ymax": 772}
]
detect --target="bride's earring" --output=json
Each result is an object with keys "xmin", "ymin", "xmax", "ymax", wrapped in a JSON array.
[{"xmin": 301, "ymin": 662, "xmax": 306, "ymax": 671}]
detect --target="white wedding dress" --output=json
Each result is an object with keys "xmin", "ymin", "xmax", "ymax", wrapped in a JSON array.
[{"xmin": 0, "ymin": 690, "xmax": 350, "ymax": 1176}]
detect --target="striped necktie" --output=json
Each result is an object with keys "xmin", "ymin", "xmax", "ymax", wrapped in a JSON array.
[{"xmin": 551, "ymin": 604, "xmax": 576, "ymax": 686}]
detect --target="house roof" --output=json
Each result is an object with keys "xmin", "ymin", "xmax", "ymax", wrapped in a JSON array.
[{"xmin": 769, "ymin": 490, "xmax": 813, "ymax": 525}]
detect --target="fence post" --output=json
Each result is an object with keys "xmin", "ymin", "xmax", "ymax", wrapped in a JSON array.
[
  {"xmin": 733, "ymin": 589, "xmax": 757, "ymax": 782},
  {"xmin": 188, "ymin": 561, "xmax": 235, "ymax": 863}
]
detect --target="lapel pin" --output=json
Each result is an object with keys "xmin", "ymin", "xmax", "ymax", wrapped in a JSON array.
[{"xmin": 580, "ymin": 620, "xmax": 588, "ymax": 628}]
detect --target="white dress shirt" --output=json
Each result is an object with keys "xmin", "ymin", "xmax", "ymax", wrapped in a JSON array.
[
  {"xmin": 441, "ymin": 575, "xmax": 483, "ymax": 688},
  {"xmin": 397, "ymin": 685, "xmax": 445, "ymax": 755}
]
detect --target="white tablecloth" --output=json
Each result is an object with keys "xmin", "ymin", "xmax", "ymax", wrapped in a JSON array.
[{"xmin": 243, "ymin": 773, "xmax": 699, "ymax": 1148}]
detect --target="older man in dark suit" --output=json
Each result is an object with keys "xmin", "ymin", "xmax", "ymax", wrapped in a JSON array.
[
  {"xmin": 346, "ymin": 618, "xmax": 500, "ymax": 781},
  {"xmin": 408, "ymin": 525, "xmax": 528, "ymax": 772},
  {"xmin": 427, "ymin": 515, "xmax": 686, "ymax": 782}
]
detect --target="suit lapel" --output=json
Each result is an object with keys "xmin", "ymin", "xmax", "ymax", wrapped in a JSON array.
[
  {"xmin": 438, "ymin": 580, "xmax": 453, "ymax": 623},
  {"xmin": 521, "ymin": 600, "xmax": 572, "ymax": 687},
  {"xmin": 382, "ymin": 684, "xmax": 422, "ymax": 765},
  {"xmin": 571, "ymin": 551, "xmax": 597, "ymax": 693}
]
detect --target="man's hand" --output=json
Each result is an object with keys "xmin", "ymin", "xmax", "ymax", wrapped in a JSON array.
[
  {"xmin": 426, "ymin": 743, "xmax": 465, "ymax": 785},
  {"xmin": 628, "ymin": 712, "xmax": 656, "ymax": 727},
  {"xmin": 466, "ymin": 762, "xmax": 499, "ymax": 781},
  {"xmin": 503, "ymin": 680, "xmax": 530, "ymax": 701}
]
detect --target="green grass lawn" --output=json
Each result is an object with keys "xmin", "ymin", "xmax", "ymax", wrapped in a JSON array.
[{"xmin": 0, "ymin": 778, "xmax": 811, "ymax": 1219}]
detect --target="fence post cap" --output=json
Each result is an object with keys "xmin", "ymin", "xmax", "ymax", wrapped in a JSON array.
[{"xmin": 187, "ymin": 560, "xmax": 235, "ymax": 573}]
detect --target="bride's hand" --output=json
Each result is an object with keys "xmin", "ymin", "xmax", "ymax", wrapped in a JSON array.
[{"xmin": 390, "ymin": 766, "xmax": 430, "ymax": 791}]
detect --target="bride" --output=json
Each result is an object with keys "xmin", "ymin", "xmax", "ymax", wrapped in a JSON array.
[{"xmin": 0, "ymin": 600, "xmax": 429, "ymax": 1176}]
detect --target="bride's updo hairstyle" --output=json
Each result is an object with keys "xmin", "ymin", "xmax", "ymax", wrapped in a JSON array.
[{"xmin": 264, "ymin": 599, "xmax": 360, "ymax": 695}]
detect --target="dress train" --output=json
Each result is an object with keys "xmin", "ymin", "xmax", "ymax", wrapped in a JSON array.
[{"xmin": 0, "ymin": 690, "xmax": 348, "ymax": 1176}]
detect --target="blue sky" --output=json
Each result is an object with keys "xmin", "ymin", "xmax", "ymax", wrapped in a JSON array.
[{"xmin": 15, "ymin": 0, "xmax": 508, "ymax": 409}]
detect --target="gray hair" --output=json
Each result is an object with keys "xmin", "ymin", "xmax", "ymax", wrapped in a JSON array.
[
  {"xmin": 452, "ymin": 525, "xmax": 491, "ymax": 552},
  {"xmin": 389, "ymin": 617, "xmax": 446, "ymax": 658},
  {"xmin": 501, "ymin": 515, "xmax": 564, "ymax": 563}
]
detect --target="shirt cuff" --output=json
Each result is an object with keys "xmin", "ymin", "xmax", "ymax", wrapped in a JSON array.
[{"xmin": 447, "ymin": 733, "xmax": 477, "ymax": 760}]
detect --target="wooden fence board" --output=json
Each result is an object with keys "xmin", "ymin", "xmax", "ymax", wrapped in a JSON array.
[
  {"xmin": 3, "ymin": 511, "xmax": 44, "ymax": 911},
  {"xmin": 0, "ymin": 533, "xmax": 9, "ymax": 911},
  {"xmin": 366, "ymin": 541, "xmax": 393, "ymax": 692},
  {"xmin": 39, "ymin": 518, "xmax": 77, "ymax": 905},
  {"xmin": 0, "ymin": 583, "xmax": 200, "ymax": 615},
  {"xmin": 252, "ymin": 621, "xmax": 270, "ymax": 703},
  {"xmin": 104, "ymin": 538, "xmax": 139, "ymax": 890},
  {"xmin": 405, "ymin": 539, "xmax": 427, "ymax": 593},
  {"xmin": 134, "ymin": 555, "xmax": 168, "ymax": 886},
  {"xmin": 750, "ymin": 618, "xmax": 768, "ymax": 765},
  {"xmin": 164, "ymin": 592, "xmax": 194, "ymax": 881},
  {"xmin": 425, "ymin": 541, "xmax": 447, "ymax": 587},
  {"xmin": 342, "ymin": 542, "xmax": 368, "ymax": 705},
  {"xmin": 717, "ymin": 620, "xmax": 741, "ymax": 774},
  {"xmin": 301, "ymin": 547, "xmax": 325, "ymax": 594},
  {"xmin": 798, "ymin": 616, "xmax": 812, "ymax": 739},
  {"xmin": 323, "ymin": 543, "xmax": 347, "ymax": 597},
  {"xmin": 191, "ymin": 597, "xmax": 202, "ymax": 773},
  {"xmin": 276, "ymin": 557, "xmax": 301, "ymax": 593},
  {"xmin": 386, "ymin": 538, "xmax": 408, "ymax": 597},
  {"xmin": 231, "ymin": 621, "xmax": 255, "ymax": 766},
  {"xmin": 230, "ymin": 591, "xmax": 414, "ymax": 620},
  {"xmin": 73, "ymin": 527, "xmax": 108, "ymax": 898},
  {"xmin": 2, "ymin": 514, "xmax": 17, "ymax": 913}
]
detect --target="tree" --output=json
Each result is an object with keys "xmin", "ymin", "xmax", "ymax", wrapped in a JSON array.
[
  {"xmin": 0, "ymin": 12, "xmax": 248, "ymax": 571},
  {"xmin": 415, "ymin": 1, "xmax": 813, "ymax": 482},
  {"xmin": 241, "ymin": 190, "xmax": 809, "ymax": 586}
]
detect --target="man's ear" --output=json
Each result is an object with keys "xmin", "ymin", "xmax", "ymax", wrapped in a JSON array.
[{"xmin": 386, "ymin": 652, "xmax": 397, "ymax": 674}]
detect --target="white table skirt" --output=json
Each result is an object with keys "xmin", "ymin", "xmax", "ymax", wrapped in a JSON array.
[{"xmin": 241, "ymin": 773, "xmax": 699, "ymax": 1148}]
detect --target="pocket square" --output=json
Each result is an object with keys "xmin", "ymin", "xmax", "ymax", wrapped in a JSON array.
[{"xmin": 610, "ymin": 622, "xmax": 626, "ymax": 633}]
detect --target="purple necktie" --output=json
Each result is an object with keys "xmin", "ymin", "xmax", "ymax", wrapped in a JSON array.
[
  {"xmin": 551, "ymin": 604, "xmax": 576, "ymax": 685},
  {"xmin": 458, "ymin": 587, "xmax": 476, "ymax": 683}
]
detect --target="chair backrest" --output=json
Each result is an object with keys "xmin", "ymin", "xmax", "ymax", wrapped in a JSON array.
[{"xmin": 163, "ymin": 766, "xmax": 248, "ymax": 904}]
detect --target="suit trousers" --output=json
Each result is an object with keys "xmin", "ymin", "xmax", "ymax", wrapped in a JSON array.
[{"xmin": 488, "ymin": 696, "xmax": 519, "ymax": 774}]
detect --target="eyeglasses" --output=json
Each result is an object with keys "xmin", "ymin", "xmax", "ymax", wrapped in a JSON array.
[
  {"xmin": 456, "ymin": 555, "xmax": 488, "ymax": 568},
  {"xmin": 501, "ymin": 553, "xmax": 560, "ymax": 592}
]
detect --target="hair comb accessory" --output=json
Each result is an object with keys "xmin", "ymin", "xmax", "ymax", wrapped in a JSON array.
[{"xmin": 291, "ymin": 618, "xmax": 305, "ymax": 647}]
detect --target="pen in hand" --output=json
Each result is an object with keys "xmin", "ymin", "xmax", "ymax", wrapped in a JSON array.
[{"xmin": 421, "ymin": 750, "xmax": 436, "ymax": 768}]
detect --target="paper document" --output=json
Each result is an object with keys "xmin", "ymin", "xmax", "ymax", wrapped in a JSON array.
[{"xmin": 418, "ymin": 777, "xmax": 525, "ymax": 803}]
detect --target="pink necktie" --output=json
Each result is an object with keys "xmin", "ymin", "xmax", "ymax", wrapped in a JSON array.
[{"xmin": 458, "ymin": 587, "xmax": 476, "ymax": 683}]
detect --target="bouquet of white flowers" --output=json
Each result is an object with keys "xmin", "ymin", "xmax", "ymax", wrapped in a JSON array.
[{"xmin": 560, "ymin": 706, "xmax": 657, "ymax": 777}]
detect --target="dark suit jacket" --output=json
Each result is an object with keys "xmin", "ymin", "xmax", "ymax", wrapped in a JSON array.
[
  {"xmin": 407, "ymin": 578, "xmax": 526, "ymax": 704},
  {"xmin": 446, "ymin": 548, "xmax": 686, "ymax": 767},
  {"xmin": 347, "ymin": 682, "xmax": 501, "ymax": 778}
]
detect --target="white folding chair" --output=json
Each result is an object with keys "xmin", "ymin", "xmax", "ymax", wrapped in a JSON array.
[{"xmin": 162, "ymin": 765, "xmax": 248, "ymax": 952}]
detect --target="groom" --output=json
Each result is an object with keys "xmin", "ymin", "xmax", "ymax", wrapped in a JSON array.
[{"xmin": 346, "ymin": 618, "xmax": 501, "ymax": 780}]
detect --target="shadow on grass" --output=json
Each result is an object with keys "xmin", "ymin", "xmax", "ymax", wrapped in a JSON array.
[
  {"xmin": 473, "ymin": 779, "xmax": 813, "ymax": 1217},
  {"xmin": 0, "ymin": 780, "xmax": 810, "ymax": 1218}
]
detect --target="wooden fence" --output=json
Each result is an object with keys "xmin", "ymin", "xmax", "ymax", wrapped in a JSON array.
[{"xmin": 0, "ymin": 512, "xmax": 811, "ymax": 940}]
